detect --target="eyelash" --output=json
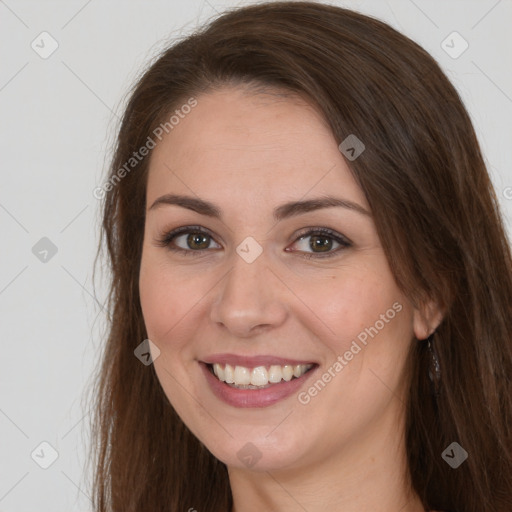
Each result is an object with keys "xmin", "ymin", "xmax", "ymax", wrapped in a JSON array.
[{"xmin": 154, "ymin": 225, "xmax": 352, "ymax": 259}]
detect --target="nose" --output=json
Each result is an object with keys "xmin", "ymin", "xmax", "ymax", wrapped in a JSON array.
[{"xmin": 209, "ymin": 250, "xmax": 288, "ymax": 338}]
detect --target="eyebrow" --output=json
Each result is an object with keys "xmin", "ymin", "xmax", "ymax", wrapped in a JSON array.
[{"xmin": 148, "ymin": 193, "xmax": 371, "ymax": 220}]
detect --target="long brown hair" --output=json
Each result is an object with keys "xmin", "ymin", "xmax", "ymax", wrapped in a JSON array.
[{"xmin": 89, "ymin": 2, "xmax": 512, "ymax": 511}]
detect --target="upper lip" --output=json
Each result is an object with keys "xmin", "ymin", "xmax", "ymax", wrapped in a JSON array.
[{"xmin": 201, "ymin": 353, "xmax": 317, "ymax": 368}]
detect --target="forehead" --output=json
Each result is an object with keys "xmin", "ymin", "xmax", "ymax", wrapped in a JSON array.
[{"xmin": 146, "ymin": 86, "xmax": 368, "ymax": 212}]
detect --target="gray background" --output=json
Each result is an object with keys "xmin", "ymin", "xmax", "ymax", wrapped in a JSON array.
[{"xmin": 1, "ymin": 0, "xmax": 511, "ymax": 510}]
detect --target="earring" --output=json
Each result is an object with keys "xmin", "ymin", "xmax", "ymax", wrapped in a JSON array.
[{"xmin": 426, "ymin": 332, "xmax": 441, "ymax": 396}]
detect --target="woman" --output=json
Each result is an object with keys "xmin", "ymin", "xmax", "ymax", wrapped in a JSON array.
[{"xmin": 90, "ymin": 2, "xmax": 512, "ymax": 511}]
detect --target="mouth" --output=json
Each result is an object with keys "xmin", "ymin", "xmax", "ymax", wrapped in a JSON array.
[
  {"xmin": 206, "ymin": 362, "xmax": 316, "ymax": 389},
  {"xmin": 199, "ymin": 354, "xmax": 319, "ymax": 407}
]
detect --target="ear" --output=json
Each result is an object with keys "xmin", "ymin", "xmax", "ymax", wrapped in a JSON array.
[{"xmin": 412, "ymin": 299, "xmax": 444, "ymax": 340}]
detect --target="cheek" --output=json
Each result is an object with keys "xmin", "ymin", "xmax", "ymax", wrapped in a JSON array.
[
  {"xmin": 139, "ymin": 247, "xmax": 410, "ymax": 357},
  {"xmin": 299, "ymin": 261, "xmax": 408, "ymax": 348},
  {"xmin": 295, "ymin": 270, "xmax": 413, "ymax": 445},
  {"xmin": 301, "ymin": 261, "xmax": 414, "ymax": 413},
  {"xmin": 139, "ymin": 253, "xmax": 204, "ymax": 349},
  {"xmin": 139, "ymin": 255, "xmax": 207, "ymax": 426}
]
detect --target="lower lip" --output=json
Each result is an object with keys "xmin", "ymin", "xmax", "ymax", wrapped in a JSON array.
[{"xmin": 200, "ymin": 362, "xmax": 318, "ymax": 408}]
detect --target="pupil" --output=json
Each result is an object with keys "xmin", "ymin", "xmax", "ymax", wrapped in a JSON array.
[
  {"xmin": 311, "ymin": 235, "xmax": 331, "ymax": 252},
  {"xmin": 189, "ymin": 233, "xmax": 209, "ymax": 249}
]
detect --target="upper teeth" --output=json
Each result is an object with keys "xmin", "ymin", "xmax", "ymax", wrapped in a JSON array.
[{"xmin": 212, "ymin": 363, "xmax": 313, "ymax": 387}]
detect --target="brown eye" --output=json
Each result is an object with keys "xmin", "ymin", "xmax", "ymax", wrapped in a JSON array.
[
  {"xmin": 309, "ymin": 234, "xmax": 334, "ymax": 252},
  {"xmin": 155, "ymin": 226, "xmax": 221, "ymax": 256},
  {"xmin": 288, "ymin": 228, "xmax": 352, "ymax": 259},
  {"xmin": 184, "ymin": 232, "xmax": 211, "ymax": 250}
]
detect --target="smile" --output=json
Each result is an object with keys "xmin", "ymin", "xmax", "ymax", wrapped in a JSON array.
[
  {"xmin": 209, "ymin": 363, "xmax": 314, "ymax": 388},
  {"xmin": 200, "ymin": 358, "xmax": 319, "ymax": 408}
]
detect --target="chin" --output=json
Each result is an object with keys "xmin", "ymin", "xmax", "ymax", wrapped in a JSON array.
[{"xmin": 199, "ymin": 426, "xmax": 312, "ymax": 472}]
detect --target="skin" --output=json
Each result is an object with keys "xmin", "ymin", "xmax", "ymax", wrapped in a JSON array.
[{"xmin": 139, "ymin": 86, "xmax": 442, "ymax": 512}]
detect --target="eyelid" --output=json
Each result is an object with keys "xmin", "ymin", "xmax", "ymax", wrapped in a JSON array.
[
  {"xmin": 154, "ymin": 225, "xmax": 220, "ymax": 251},
  {"xmin": 286, "ymin": 227, "xmax": 352, "ymax": 259},
  {"xmin": 292, "ymin": 226, "xmax": 352, "ymax": 246}
]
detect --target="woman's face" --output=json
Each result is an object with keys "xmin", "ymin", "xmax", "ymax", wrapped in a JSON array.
[{"xmin": 139, "ymin": 86, "xmax": 430, "ymax": 472}]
